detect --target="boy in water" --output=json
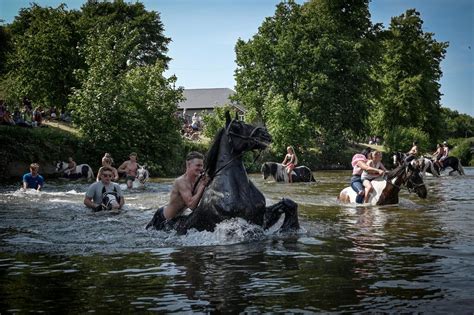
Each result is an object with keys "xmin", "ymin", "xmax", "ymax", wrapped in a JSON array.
[{"xmin": 22, "ymin": 163, "xmax": 44, "ymax": 191}]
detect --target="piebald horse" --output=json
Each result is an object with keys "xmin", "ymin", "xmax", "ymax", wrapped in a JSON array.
[
  {"xmin": 261, "ymin": 162, "xmax": 315, "ymax": 183},
  {"xmin": 56, "ymin": 161, "xmax": 94, "ymax": 181},
  {"xmin": 338, "ymin": 162, "xmax": 427, "ymax": 205}
]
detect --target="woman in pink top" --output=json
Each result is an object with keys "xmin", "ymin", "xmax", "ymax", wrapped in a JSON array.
[{"xmin": 350, "ymin": 148, "xmax": 385, "ymax": 203}]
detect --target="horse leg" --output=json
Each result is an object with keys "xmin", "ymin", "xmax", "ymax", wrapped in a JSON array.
[{"xmin": 264, "ymin": 198, "xmax": 299, "ymax": 232}]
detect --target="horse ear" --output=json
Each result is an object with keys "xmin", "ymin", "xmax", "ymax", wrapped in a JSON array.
[{"xmin": 225, "ymin": 111, "xmax": 231, "ymax": 126}]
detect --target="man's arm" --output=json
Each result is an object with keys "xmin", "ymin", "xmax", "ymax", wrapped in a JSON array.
[
  {"xmin": 117, "ymin": 161, "xmax": 128, "ymax": 173},
  {"xmin": 178, "ymin": 176, "xmax": 209, "ymax": 210},
  {"xmin": 84, "ymin": 196, "xmax": 98, "ymax": 209},
  {"xmin": 23, "ymin": 181, "xmax": 28, "ymax": 190}
]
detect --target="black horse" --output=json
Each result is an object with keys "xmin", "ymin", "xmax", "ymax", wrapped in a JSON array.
[
  {"xmin": 393, "ymin": 152, "xmax": 464, "ymax": 176},
  {"xmin": 261, "ymin": 162, "xmax": 315, "ymax": 183},
  {"xmin": 433, "ymin": 156, "xmax": 465, "ymax": 175},
  {"xmin": 147, "ymin": 112, "xmax": 300, "ymax": 234},
  {"xmin": 339, "ymin": 161, "xmax": 427, "ymax": 205}
]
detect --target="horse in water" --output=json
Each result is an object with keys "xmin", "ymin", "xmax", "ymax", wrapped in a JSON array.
[
  {"xmin": 121, "ymin": 165, "xmax": 150, "ymax": 190},
  {"xmin": 338, "ymin": 161, "xmax": 427, "ymax": 205},
  {"xmin": 433, "ymin": 156, "xmax": 465, "ymax": 176},
  {"xmin": 56, "ymin": 161, "xmax": 94, "ymax": 180},
  {"xmin": 393, "ymin": 152, "xmax": 464, "ymax": 176},
  {"xmin": 146, "ymin": 112, "xmax": 300, "ymax": 234},
  {"xmin": 261, "ymin": 162, "xmax": 315, "ymax": 183}
]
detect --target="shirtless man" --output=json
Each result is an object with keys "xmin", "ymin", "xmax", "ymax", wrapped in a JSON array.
[
  {"xmin": 146, "ymin": 151, "xmax": 209, "ymax": 229},
  {"xmin": 118, "ymin": 152, "xmax": 139, "ymax": 189}
]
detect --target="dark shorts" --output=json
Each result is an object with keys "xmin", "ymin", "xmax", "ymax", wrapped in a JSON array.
[{"xmin": 126, "ymin": 175, "xmax": 136, "ymax": 182}]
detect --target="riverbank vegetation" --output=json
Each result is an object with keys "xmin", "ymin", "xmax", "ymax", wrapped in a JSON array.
[{"xmin": 0, "ymin": 0, "xmax": 472, "ymax": 179}]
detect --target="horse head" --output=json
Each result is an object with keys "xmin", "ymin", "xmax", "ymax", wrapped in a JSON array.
[
  {"xmin": 137, "ymin": 165, "xmax": 149, "ymax": 184},
  {"xmin": 404, "ymin": 162, "xmax": 428, "ymax": 198},
  {"xmin": 56, "ymin": 161, "xmax": 65, "ymax": 172},
  {"xmin": 392, "ymin": 152, "xmax": 406, "ymax": 167},
  {"xmin": 224, "ymin": 111, "xmax": 271, "ymax": 154}
]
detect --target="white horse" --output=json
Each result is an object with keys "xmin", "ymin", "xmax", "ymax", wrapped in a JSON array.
[
  {"xmin": 417, "ymin": 156, "xmax": 439, "ymax": 177},
  {"xmin": 56, "ymin": 161, "xmax": 94, "ymax": 180},
  {"xmin": 120, "ymin": 165, "xmax": 149, "ymax": 190}
]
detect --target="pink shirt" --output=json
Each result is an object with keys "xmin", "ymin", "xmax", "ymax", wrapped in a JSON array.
[{"xmin": 351, "ymin": 154, "xmax": 367, "ymax": 175}]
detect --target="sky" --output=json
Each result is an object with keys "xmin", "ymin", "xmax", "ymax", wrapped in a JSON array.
[{"xmin": 1, "ymin": 0, "xmax": 472, "ymax": 116}]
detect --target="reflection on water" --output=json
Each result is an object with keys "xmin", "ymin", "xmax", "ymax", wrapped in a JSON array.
[{"xmin": 1, "ymin": 169, "xmax": 473, "ymax": 312}]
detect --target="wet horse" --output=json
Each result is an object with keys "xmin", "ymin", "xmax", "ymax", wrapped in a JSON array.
[
  {"xmin": 433, "ymin": 156, "xmax": 465, "ymax": 175},
  {"xmin": 261, "ymin": 162, "xmax": 315, "ymax": 183},
  {"xmin": 122, "ymin": 165, "xmax": 149, "ymax": 190},
  {"xmin": 56, "ymin": 161, "xmax": 94, "ymax": 181},
  {"xmin": 338, "ymin": 162, "xmax": 427, "ymax": 205},
  {"xmin": 146, "ymin": 112, "xmax": 300, "ymax": 234}
]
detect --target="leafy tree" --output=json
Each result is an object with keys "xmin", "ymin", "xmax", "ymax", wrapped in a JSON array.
[
  {"xmin": 77, "ymin": 0, "xmax": 171, "ymax": 67},
  {"xmin": 69, "ymin": 25, "xmax": 183, "ymax": 175},
  {"xmin": 370, "ymin": 9, "xmax": 448, "ymax": 145},
  {"xmin": 202, "ymin": 105, "xmax": 235, "ymax": 139},
  {"xmin": 384, "ymin": 126, "xmax": 429, "ymax": 154},
  {"xmin": 440, "ymin": 107, "xmax": 474, "ymax": 139},
  {"xmin": 235, "ymin": 0, "xmax": 379, "ymax": 156},
  {"xmin": 0, "ymin": 22, "xmax": 12, "ymax": 76},
  {"xmin": 5, "ymin": 4, "xmax": 80, "ymax": 109},
  {"xmin": 264, "ymin": 93, "xmax": 312, "ymax": 154}
]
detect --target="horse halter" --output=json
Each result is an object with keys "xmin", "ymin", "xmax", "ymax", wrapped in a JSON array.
[{"xmin": 225, "ymin": 119, "xmax": 267, "ymax": 148}]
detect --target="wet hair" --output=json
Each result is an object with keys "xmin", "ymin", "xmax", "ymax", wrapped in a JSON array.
[
  {"xmin": 30, "ymin": 163, "xmax": 39, "ymax": 169},
  {"xmin": 186, "ymin": 151, "xmax": 204, "ymax": 161},
  {"xmin": 361, "ymin": 148, "xmax": 372, "ymax": 158},
  {"xmin": 99, "ymin": 166, "xmax": 113, "ymax": 176},
  {"xmin": 130, "ymin": 152, "xmax": 137, "ymax": 157}
]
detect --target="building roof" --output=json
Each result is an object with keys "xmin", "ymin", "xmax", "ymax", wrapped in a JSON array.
[{"xmin": 178, "ymin": 88, "xmax": 236, "ymax": 110}]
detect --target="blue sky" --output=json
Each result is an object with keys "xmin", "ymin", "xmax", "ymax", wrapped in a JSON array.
[{"xmin": 1, "ymin": 0, "xmax": 472, "ymax": 116}]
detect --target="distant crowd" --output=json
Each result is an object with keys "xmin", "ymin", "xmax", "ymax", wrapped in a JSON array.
[
  {"xmin": 178, "ymin": 109, "xmax": 203, "ymax": 141},
  {"xmin": 0, "ymin": 97, "xmax": 72, "ymax": 128}
]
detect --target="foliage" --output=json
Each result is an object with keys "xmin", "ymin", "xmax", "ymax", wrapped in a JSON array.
[
  {"xmin": 440, "ymin": 107, "xmax": 474, "ymax": 139},
  {"xmin": 234, "ymin": 0, "xmax": 379, "ymax": 157},
  {"xmin": 370, "ymin": 9, "xmax": 448, "ymax": 144},
  {"xmin": 0, "ymin": 23, "xmax": 12, "ymax": 76},
  {"xmin": 264, "ymin": 93, "xmax": 312, "ymax": 154},
  {"xmin": 77, "ymin": 0, "xmax": 171, "ymax": 67},
  {"xmin": 447, "ymin": 137, "xmax": 473, "ymax": 166},
  {"xmin": 69, "ymin": 24, "xmax": 183, "ymax": 176},
  {"xmin": 383, "ymin": 126, "xmax": 429, "ymax": 154},
  {"xmin": 201, "ymin": 105, "xmax": 236, "ymax": 138},
  {"xmin": 4, "ymin": 4, "xmax": 80, "ymax": 109}
]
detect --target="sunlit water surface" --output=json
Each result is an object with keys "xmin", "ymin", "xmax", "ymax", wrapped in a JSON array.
[{"xmin": 1, "ymin": 168, "xmax": 473, "ymax": 313}]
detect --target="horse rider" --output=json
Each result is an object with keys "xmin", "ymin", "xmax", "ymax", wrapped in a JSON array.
[
  {"xmin": 65, "ymin": 156, "xmax": 77, "ymax": 176},
  {"xmin": 439, "ymin": 141, "xmax": 450, "ymax": 169},
  {"xmin": 281, "ymin": 146, "xmax": 298, "ymax": 183},
  {"xmin": 147, "ymin": 151, "xmax": 209, "ymax": 228},
  {"xmin": 406, "ymin": 141, "xmax": 419, "ymax": 163},
  {"xmin": 432, "ymin": 143, "xmax": 445, "ymax": 169},
  {"xmin": 351, "ymin": 148, "xmax": 385, "ymax": 204}
]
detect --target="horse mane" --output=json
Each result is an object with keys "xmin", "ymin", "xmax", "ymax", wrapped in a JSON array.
[
  {"xmin": 386, "ymin": 164, "xmax": 406, "ymax": 180},
  {"xmin": 205, "ymin": 128, "xmax": 225, "ymax": 177}
]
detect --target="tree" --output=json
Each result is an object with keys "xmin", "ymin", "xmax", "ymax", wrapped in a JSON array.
[
  {"xmin": 77, "ymin": 0, "xmax": 171, "ymax": 67},
  {"xmin": 234, "ymin": 0, "xmax": 379, "ymax": 156},
  {"xmin": 69, "ymin": 24, "xmax": 183, "ymax": 174},
  {"xmin": 5, "ymin": 4, "xmax": 80, "ymax": 109},
  {"xmin": 370, "ymin": 9, "xmax": 448, "ymax": 145},
  {"xmin": 440, "ymin": 107, "xmax": 474, "ymax": 139}
]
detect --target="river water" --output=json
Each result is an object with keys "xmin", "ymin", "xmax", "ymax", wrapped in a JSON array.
[{"xmin": 1, "ymin": 168, "xmax": 473, "ymax": 313}]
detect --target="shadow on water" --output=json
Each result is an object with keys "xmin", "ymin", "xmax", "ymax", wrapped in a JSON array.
[{"xmin": 1, "ymin": 169, "xmax": 474, "ymax": 312}]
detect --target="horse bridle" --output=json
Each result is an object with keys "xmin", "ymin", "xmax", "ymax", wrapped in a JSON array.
[
  {"xmin": 391, "ymin": 166, "xmax": 425, "ymax": 193},
  {"xmin": 192, "ymin": 121, "xmax": 266, "ymax": 194}
]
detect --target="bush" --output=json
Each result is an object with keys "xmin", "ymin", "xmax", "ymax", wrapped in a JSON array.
[
  {"xmin": 448, "ymin": 137, "xmax": 473, "ymax": 166},
  {"xmin": 384, "ymin": 126, "xmax": 429, "ymax": 154}
]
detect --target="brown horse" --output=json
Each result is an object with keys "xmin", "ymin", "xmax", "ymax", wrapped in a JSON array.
[{"xmin": 338, "ymin": 162, "xmax": 427, "ymax": 205}]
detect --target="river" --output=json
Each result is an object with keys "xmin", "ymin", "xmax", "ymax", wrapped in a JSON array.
[{"xmin": 1, "ymin": 168, "xmax": 473, "ymax": 313}]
